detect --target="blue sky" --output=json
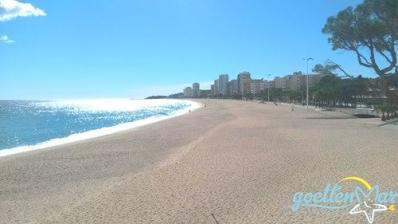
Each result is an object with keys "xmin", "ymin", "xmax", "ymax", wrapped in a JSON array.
[{"xmin": 0, "ymin": 0, "xmax": 372, "ymax": 99}]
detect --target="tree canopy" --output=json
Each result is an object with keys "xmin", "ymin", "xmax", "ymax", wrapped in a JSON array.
[{"xmin": 322, "ymin": 0, "xmax": 397, "ymax": 102}]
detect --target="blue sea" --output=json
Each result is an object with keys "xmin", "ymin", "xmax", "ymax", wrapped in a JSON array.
[{"xmin": 0, "ymin": 99, "xmax": 196, "ymax": 156}]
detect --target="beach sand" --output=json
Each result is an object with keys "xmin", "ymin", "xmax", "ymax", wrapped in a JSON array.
[{"xmin": 1, "ymin": 100, "xmax": 398, "ymax": 224}]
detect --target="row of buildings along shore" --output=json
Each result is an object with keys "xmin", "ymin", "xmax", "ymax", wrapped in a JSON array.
[{"xmin": 182, "ymin": 71, "xmax": 326, "ymax": 98}]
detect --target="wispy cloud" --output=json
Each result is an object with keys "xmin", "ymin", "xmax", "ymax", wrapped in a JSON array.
[
  {"xmin": 0, "ymin": 34, "xmax": 15, "ymax": 43},
  {"xmin": 0, "ymin": 0, "xmax": 46, "ymax": 22}
]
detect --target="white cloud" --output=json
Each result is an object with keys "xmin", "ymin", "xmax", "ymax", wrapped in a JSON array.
[
  {"xmin": 0, "ymin": 0, "xmax": 46, "ymax": 22},
  {"xmin": 0, "ymin": 34, "xmax": 15, "ymax": 43}
]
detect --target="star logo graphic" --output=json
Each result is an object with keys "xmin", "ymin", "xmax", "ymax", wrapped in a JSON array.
[{"xmin": 349, "ymin": 186, "xmax": 387, "ymax": 223}]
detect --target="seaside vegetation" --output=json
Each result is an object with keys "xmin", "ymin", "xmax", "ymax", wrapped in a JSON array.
[{"xmin": 322, "ymin": 0, "xmax": 398, "ymax": 119}]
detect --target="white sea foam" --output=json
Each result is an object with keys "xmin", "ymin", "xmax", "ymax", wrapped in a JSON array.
[{"xmin": 0, "ymin": 99, "xmax": 201, "ymax": 157}]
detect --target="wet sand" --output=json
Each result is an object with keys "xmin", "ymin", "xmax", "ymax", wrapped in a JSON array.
[{"xmin": 1, "ymin": 100, "xmax": 398, "ymax": 223}]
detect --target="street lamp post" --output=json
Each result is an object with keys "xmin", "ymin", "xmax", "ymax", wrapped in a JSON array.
[{"xmin": 304, "ymin": 58, "xmax": 313, "ymax": 108}]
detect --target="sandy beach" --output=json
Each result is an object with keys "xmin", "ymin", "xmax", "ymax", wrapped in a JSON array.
[{"xmin": 1, "ymin": 99, "xmax": 398, "ymax": 224}]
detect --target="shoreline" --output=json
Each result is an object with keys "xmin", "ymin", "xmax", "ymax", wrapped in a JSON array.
[
  {"xmin": 0, "ymin": 100, "xmax": 202, "ymax": 158},
  {"xmin": 1, "ymin": 100, "xmax": 397, "ymax": 224}
]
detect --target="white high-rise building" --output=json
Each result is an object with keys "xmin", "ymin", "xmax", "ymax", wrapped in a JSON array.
[
  {"xmin": 229, "ymin": 79, "xmax": 239, "ymax": 95},
  {"xmin": 218, "ymin": 74, "xmax": 229, "ymax": 96},
  {"xmin": 274, "ymin": 76, "xmax": 287, "ymax": 90},
  {"xmin": 238, "ymin": 72, "xmax": 251, "ymax": 95},
  {"xmin": 214, "ymin": 79, "xmax": 219, "ymax": 96},
  {"xmin": 183, "ymin": 87, "xmax": 193, "ymax": 97},
  {"xmin": 286, "ymin": 72, "xmax": 305, "ymax": 91},
  {"xmin": 249, "ymin": 79, "xmax": 266, "ymax": 95},
  {"xmin": 192, "ymin": 83, "xmax": 200, "ymax": 97}
]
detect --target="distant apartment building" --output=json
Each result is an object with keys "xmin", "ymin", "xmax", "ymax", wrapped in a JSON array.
[
  {"xmin": 227, "ymin": 82, "xmax": 232, "ymax": 96},
  {"xmin": 192, "ymin": 83, "xmax": 200, "ymax": 97},
  {"xmin": 229, "ymin": 79, "xmax": 239, "ymax": 95},
  {"xmin": 238, "ymin": 72, "xmax": 251, "ymax": 95},
  {"xmin": 272, "ymin": 72, "xmax": 325, "ymax": 91},
  {"xmin": 308, "ymin": 73, "xmax": 326, "ymax": 88},
  {"xmin": 274, "ymin": 76, "xmax": 287, "ymax": 90},
  {"xmin": 214, "ymin": 79, "xmax": 220, "ymax": 96},
  {"xmin": 200, "ymin": 89, "xmax": 211, "ymax": 98},
  {"xmin": 267, "ymin": 80, "xmax": 275, "ymax": 89},
  {"xmin": 249, "ymin": 79, "xmax": 266, "ymax": 95},
  {"xmin": 286, "ymin": 72, "xmax": 305, "ymax": 91},
  {"xmin": 218, "ymin": 74, "xmax": 229, "ymax": 96},
  {"xmin": 180, "ymin": 71, "xmax": 325, "ymax": 99},
  {"xmin": 183, "ymin": 87, "xmax": 192, "ymax": 97},
  {"xmin": 263, "ymin": 80, "xmax": 270, "ymax": 89}
]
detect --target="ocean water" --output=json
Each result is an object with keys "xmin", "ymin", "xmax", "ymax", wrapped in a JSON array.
[{"xmin": 0, "ymin": 99, "xmax": 198, "ymax": 156}]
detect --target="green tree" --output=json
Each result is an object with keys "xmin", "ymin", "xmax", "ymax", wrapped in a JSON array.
[
  {"xmin": 322, "ymin": 0, "xmax": 398, "ymax": 104},
  {"xmin": 313, "ymin": 60, "xmax": 354, "ymax": 79},
  {"xmin": 312, "ymin": 75, "xmax": 342, "ymax": 107},
  {"xmin": 313, "ymin": 64, "xmax": 338, "ymax": 76}
]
